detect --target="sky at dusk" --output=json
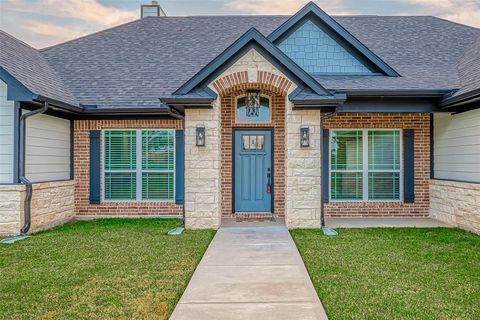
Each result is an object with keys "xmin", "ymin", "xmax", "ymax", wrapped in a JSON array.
[{"xmin": 1, "ymin": 0, "xmax": 479, "ymax": 49}]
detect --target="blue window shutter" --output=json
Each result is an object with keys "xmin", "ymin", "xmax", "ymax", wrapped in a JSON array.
[
  {"xmin": 322, "ymin": 129, "xmax": 330, "ymax": 203},
  {"xmin": 403, "ymin": 129, "xmax": 415, "ymax": 203},
  {"xmin": 175, "ymin": 130, "xmax": 185, "ymax": 204},
  {"xmin": 89, "ymin": 130, "xmax": 101, "ymax": 204}
]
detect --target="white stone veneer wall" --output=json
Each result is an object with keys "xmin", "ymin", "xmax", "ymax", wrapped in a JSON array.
[
  {"xmin": 430, "ymin": 179, "xmax": 480, "ymax": 234},
  {"xmin": 0, "ymin": 180, "xmax": 75, "ymax": 235},
  {"xmin": 184, "ymin": 104, "xmax": 221, "ymax": 229},
  {"xmin": 285, "ymin": 105, "xmax": 322, "ymax": 228}
]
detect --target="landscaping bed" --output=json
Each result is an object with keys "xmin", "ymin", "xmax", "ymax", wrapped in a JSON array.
[
  {"xmin": 0, "ymin": 219, "xmax": 215, "ymax": 319},
  {"xmin": 291, "ymin": 228, "xmax": 480, "ymax": 320}
]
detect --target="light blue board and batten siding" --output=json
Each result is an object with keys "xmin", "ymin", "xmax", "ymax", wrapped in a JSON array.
[
  {"xmin": 278, "ymin": 20, "xmax": 372, "ymax": 74},
  {"xmin": 25, "ymin": 113, "xmax": 71, "ymax": 183},
  {"xmin": 0, "ymin": 80, "xmax": 14, "ymax": 183},
  {"xmin": 434, "ymin": 110, "xmax": 480, "ymax": 183},
  {"xmin": 0, "ymin": 80, "xmax": 71, "ymax": 184}
]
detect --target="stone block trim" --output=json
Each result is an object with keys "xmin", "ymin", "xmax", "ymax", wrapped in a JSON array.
[
  {"xmin": 29, "ymin": 180, "xmax": 75, "ymax": 233},
  {"xmin": 184, "ymin": 106, "xmax": 222, "ymax": 229},
  {"xmin": 74, "ymin": 119, "xmax": 183, "ymax": 217},
  {"xmin": 0, "ymin": 180, "xmax": 75, "ymax": 235},
  {"xmin": 323, "ymin": 113, "xmax": 430, "ymax": 217},
  {"xmin": 218, "ymin": 83, "xmax": 286, "ymax": 217},
  {"xmin": 0, "ymin": 184, "xmax": 24, "ymax": 234},
  {"xmin": 430, "ymin": 179, "xmax": 480, "ymax": 234},
  {"xmin": 285, "ymin": 107, "xmax": 322, "ymax": 228}
]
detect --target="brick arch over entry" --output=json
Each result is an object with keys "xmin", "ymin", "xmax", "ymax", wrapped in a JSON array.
[
  {"xmin": 212, "ymin": 71, "xmax": 293, "ymax": 96},
  {"xmin": 218, "ymin": 80, "xmax": 287, "ymax": 218}
]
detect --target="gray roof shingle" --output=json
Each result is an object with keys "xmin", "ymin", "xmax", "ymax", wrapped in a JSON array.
[
  {"xmin": 40, "ymin": 15, "xmax": 479, "ymax": 108},
  {"xmin": 0, "ymin": 30, "xmax": 77, "ymax": 106},
  {"xmin": 455, "ymin": 35, "xmax": 480, "ymax": 96},
  {"xmin": 4, "ymin": 15, "xmax": 480, "ymax": 109}
]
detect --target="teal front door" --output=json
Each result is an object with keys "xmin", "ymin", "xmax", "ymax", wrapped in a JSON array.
[{"xmin": 234, "ymin": 130, "xmax": 272, "ymax": 212}]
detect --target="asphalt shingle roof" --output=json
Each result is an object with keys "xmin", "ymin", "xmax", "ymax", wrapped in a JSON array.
[
  {"xmin": 455, "ymin": 35, "xmax": 480, "ymax": 96},
  {"xmin": 3, "ymin": 15, "xmax": 480, "ymax": 108},
  {"xmin": 0, "ymin": 30, "xmax": 78, "ymax": 106}
]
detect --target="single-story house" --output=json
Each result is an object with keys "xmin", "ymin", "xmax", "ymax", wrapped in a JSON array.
[{"xmin": 0, "ymin": 2, "xmax": 479, "ymax": 234}]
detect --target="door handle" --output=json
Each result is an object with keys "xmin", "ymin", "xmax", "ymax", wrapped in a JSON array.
[{"xmin": 266, "ymin": 168, "xmax": 271, "ymax": 194}]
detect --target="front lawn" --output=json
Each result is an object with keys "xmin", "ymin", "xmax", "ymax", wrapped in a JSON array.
[
  {"xmin": 0, "ymin": 219, "xmax": 215, "ymax": 320},
  {"xmin": 291, "ymin": 228, "xmax": 480, "ymax": 320}
]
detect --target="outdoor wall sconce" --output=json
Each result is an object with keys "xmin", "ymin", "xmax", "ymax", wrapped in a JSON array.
[
  {"xmin": 196, "ymin": 126, "xmax": 205, "ymax": 147},
  {"xmin": 300, "ymin": 127, "xmax": 310, "ymax": 147}
]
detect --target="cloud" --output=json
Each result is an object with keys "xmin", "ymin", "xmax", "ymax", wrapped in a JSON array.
[
  {"xmin": 225, "ymin": 0, "xmax": 351, "ymax": 15},
  {"xmin": 1, "ymin": 0, "xmax": 137, "ymax": 48},
  {"xmin": 225, "ymin": 0, "xmax": 480, "ymax": 27},
  {"xmin": 23, "ymin": 21, "xmax": 84, "ymax": 42},
  {"xmin": 402, "ymin": 0, "xmax": 480, "ymax": 27},
  {"xmin": 5, "ymin": 0, "xmax": 137, "ymax": 26}
]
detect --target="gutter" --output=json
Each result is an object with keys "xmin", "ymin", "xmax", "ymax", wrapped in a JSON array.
[
  {"xmin": 342, "ymin": 89, "xmax": 451, "ymax": 98},
  {"xmin": 19, "ymin": 102, "xmax": 49, "ymax": 234},
  {"xmin": 439, "ymin": 88, "xmax": 480, "ymax": 109}
]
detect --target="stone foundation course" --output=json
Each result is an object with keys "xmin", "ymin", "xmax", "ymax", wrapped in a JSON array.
[
  {"xmin": 430, "ymin": 179, "xmax": 480, "ymax": 234},
  {"xmin": 0, "ymin": 180, "xmax": 75, "ymax": 235}
]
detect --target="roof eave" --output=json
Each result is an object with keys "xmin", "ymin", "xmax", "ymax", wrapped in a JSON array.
[
  {"xmin": 440, "ymin": 88, "xmax": 480, "ymax": 108},
  {"xmin": 343, "ymin": 89, "xmax": 451, "ymax": 98},
  {"xmin": 160, "ymin": 97, "xmax": 214, "ymax": 106}
]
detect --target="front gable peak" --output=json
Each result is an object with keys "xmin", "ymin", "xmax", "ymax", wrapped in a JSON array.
[
  {"xmin": 268, "ymin": 2, "xmax": 399, "ymax": 76},
  {"xmin": 173, "ymin": 28, "xmax": 331, "ymax": 96}
]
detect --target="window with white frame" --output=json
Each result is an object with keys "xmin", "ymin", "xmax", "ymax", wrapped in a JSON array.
[
  {"xmin": 330, "ymin": 129, "xmax": 401, "ymax": 201},
  {"xmin": 103, "ymin": 129, "xmax": 175, "ymax": 201}
]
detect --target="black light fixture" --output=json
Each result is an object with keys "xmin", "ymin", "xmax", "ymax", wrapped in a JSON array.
[
  {"xmin": 196, "ymin": 126, "xmax": 205, "ymax": 147},
  {"xmin": 245, "ymin": 89, "xmax": 261, "ymax": 117},
  {"xmin": 300, "ymin": 127, "xmax": 310, "ymax": 147}
]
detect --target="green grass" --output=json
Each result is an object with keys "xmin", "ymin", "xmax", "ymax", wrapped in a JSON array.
[
  {"xmin": 291, "ymin": 228, "xmax": 480, "ymax": 320},
  {"xmin": 0, "ymin": 219, "xmax": 215, "ymax": 320}
]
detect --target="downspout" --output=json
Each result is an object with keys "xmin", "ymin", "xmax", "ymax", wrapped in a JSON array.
[
  {"xmin": 19, "ymin": 102, "xmax": 49, "ymax": 235},
  {"xmin": 320, "ymin": 110, "xmax": 336, "ymax": 228}
]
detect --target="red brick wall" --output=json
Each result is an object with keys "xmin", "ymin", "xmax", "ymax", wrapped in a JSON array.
[
  {"xmin": 74, "ymin": 119, "xmax": 183, "ymax": 217},
  {"xmin": 217, "ymin": 81, "xmax": 290, "ymax": 217},
  {"xmin": 324, "ymin": 113, "xmax": 430, "ymax": 217}
]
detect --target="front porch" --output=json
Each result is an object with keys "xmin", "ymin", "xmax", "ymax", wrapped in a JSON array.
[{"xmin": 179, "ymin": 46, "xmax": 432, "ymax": 230}]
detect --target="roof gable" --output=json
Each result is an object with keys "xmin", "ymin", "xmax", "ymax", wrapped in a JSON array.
[
  {"xmin": 268, "ymin": 2, "xmax": 399, "ymax": 77},
  {"xmin": 278, "ymin": 19, "xmax": 374, "ymax": 74},
  {"xmin": 174, "ymin": 27, "xmax": 331, "ymax": 96},
  {"xmin": 0, "ymin": 30, "xmax": 78, "ymax": 106}
]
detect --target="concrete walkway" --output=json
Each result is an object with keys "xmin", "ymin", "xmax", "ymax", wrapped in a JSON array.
[{"xmin": 170, "ymin": 226, "xmax": 327, "ymax": 320}]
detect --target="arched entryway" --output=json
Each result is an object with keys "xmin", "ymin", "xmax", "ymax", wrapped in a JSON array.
[{"xmin": 212, "ymin": 71, "xmax": 293, "ymax": 219}]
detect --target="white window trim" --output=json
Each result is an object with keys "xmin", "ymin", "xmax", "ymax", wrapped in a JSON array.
[
  {"xmin": 102, "ymin": 128, "xmax": 175, "ymax": 203},
  {"xmin": 235, "ymin": 94, "xmax": 272, "ymax": 124},
  {"xmin": 329, "ymin": 128, "xmax": 403, "ymax": 202}
]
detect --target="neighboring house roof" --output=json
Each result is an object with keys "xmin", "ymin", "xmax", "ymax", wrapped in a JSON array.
[{"xmin": 0, "ymin": 30, "xmax": 78, "ymax": 106}]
